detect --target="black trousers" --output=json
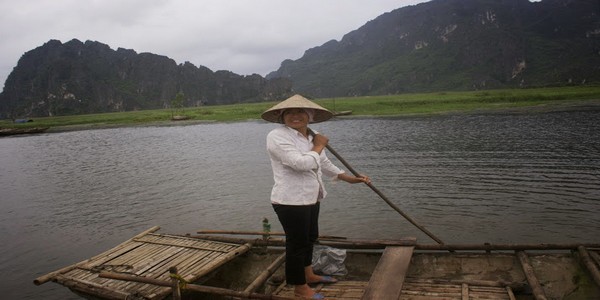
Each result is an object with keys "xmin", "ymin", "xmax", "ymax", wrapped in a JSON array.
[{"xmin": 272, "ymin": 202, "xmax": 320, "ymax": 285}]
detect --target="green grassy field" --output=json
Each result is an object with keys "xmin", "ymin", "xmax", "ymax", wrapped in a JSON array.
[{"xmin": 2, "ymin": 86, "xmax": 599, "ymax": 131}]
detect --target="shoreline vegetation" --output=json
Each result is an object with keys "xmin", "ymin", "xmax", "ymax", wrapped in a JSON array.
[{"xmin": 1, "ymin": 86, "xmax": 600, "ymax": 134}]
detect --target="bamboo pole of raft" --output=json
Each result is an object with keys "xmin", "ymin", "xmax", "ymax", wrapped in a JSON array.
[
  {"xmin": 461, "ymin": 283, "xmax": 469, "ymax": 300},
  {"xmin": 590, "ymin": 250, "xmax": 600, "ymax": 267},
  {"xmin": 99, "ymin": 271, "xmax": 294, "ymax": 300},
  {"xmin": 244, "ymin": 252, "xmax": 286, "ymax": 293},
  {"xmin": 196, "ymin": 230, "xmax": 346, "ymax": 240},
  {"xmin": 516, "ymin": 251, "xmax": 547, "ymax": 300},
  {"xmin": 170, "ymin": 267, "xmax": 182, "ymax": 300},
  {"xmin": 308, "ymin": 128, "xmax": 445, "ymax": 245},
  {"xmin": 577, "ymin": 246, "xmax": 600, "ymax": 286},
  {"xmin": 586, "ymin": 248, "xmax": 600, "ymax": 270},
  {"xmin": 190, "ymin": 234, "xmax": 600, "ymax": 251},
  {"xmin": 415, "ymin": 242, "xmax": 600, "ymax": 251},
  {"xmin": 55, "ymin": 274, "xmax": 133, "ymax": 299},
  {"xmin": 506, "ymin": 286, "xmax": 517, "ymax": 300}
]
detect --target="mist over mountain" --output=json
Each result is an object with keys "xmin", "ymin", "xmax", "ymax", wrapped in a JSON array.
[{"xmin": 1, "ymin": 0, "xmax": 599, "ymax": 118}]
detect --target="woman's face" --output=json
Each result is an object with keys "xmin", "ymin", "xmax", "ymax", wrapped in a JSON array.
[{"xmin": 282, "ymin": 108, "xmax": 309, "ymax": 130}]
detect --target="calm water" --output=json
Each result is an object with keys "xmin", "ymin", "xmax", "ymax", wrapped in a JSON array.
[{"xmin": 1, "ymin": 110, "xmax": 599, "ymax": 299}]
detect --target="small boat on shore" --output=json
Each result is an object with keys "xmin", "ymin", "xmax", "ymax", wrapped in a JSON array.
[
  {"xmin": 171, "ymin": 115, "xmax": 190, "ymax": 121},
  {"xmin": 34, "ymin": 226, "xmax": 600, "ymax": 300},
  {"xmin": 333, "ymin": 110, "xmax": 352, "ymax": 117}
]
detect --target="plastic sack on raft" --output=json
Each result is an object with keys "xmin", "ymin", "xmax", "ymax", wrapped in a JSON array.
[{"xmin": 312, "ymin": 245, "xmax": 347, "ymax": 276}]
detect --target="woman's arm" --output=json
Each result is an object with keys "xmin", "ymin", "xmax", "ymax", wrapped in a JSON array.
[{"xmin": 267, "ymin": 129, "xmax": 320, "ymax": 171}]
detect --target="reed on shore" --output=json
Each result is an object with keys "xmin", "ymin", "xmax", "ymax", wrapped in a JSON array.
[{"xmin": 2, "ymin": 86, "xmax": 599, "ymax": 132}]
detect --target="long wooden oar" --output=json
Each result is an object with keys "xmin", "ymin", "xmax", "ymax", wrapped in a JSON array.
[{"xmin": 309, "ymin": 128, "xmax": 445, "ymax": 245}]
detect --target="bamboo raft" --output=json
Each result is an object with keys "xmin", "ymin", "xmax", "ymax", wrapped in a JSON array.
[
  {"xmin": 36, "ymin": 227, "xmax": 600, "ymax": 299},
  {"xmin": 34, "ymin": 226, "xmax": 252, "ymax": 299}
]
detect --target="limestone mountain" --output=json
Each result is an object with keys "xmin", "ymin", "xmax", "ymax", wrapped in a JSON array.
[
  {"xmin": 267, "ymin": 0, "xmax": 600, "ymax": 97},
  {"xmin": 0, "ymin": 39, "xmax": 292, "ymax": 118},
  {"xmin": 1, "ymin": 0, "xmax": 599, "ymax": 118}
]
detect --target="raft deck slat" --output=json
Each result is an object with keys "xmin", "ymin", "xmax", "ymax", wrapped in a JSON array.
[
  {"xmin": 274, "ymin": 279, "xmax": 514, "ymax": 299},
  {"xmin": 361, "ymin": 246, "xmax": 414, "ymax": 300},
  {"xmin": 35, "ymin": 227, "xmax": 252, "ymax": 300}
]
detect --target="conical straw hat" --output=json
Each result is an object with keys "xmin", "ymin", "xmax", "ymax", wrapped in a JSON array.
[{"xmin": 261, "ymin": 94, "xmax": 333, "ymax": 123}]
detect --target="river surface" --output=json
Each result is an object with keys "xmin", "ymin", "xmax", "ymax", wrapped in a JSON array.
[{"xmin": 1, "ymin": 110, "xmax": 599, "ymax": 299}]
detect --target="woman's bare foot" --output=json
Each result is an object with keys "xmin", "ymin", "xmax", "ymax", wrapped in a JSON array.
[{"xmin": 294, "ymin": 284, "xmax": 323, "ymax": 299}]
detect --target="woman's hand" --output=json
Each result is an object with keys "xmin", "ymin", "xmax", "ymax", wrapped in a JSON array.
[
  {"xmin": 311, "ymin": 134, "xmax": 329, "ymax": 154},
  {"xmin": 338, "ymin": 173, "xmax": 371, "ymax": 184}
]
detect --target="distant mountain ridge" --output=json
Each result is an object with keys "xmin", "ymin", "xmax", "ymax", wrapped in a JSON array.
[
  {"xmin": 1, "ymin": 0, "xmax": 599, "ymax": 118},
  {"xmin": 268, "ymin": 0, "xmax": 600, "ymax": 97},
  {"xmin": 0, "ymin": 39, "xmax": 292, "ymax": 118}
]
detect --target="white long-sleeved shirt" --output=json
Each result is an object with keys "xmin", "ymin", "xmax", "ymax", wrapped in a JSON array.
[{"xmin": 266, "ymin": 126, "xmax": 343, "ymax": 205}]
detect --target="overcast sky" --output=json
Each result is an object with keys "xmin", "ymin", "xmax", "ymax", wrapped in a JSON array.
[{"xmin": 0, "ymin": 0, "xmax": 437, "ymax": 90}]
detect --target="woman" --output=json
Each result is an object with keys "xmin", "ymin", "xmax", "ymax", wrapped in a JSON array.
[{"xmin": 262, "ymin": 94, "xmax": 370, "ymax": 299}]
